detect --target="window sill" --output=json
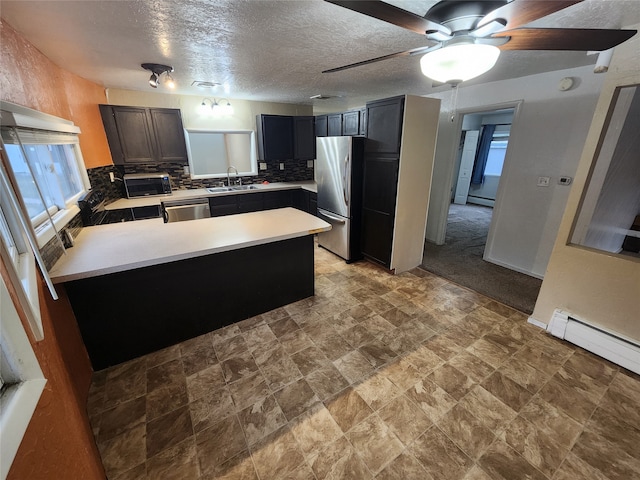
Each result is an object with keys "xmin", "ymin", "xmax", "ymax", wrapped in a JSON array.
[
  {"xmin": 35, "ymin": 205, "xmax": 80, "ymax": 249},
  {"xmin": 0, "ymin": 378, "xmax": 47, "ymax": 478}
]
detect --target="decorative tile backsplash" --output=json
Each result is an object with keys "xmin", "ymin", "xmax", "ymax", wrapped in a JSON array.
[
  {"xmin": 40, "ymin": 213, "xmax": 83, "ymax": 270},
  {"xmin": 120, "ymin": 160, "xmax": 313, "ymax": 191},
  {"xmin": 86, "ymin": 164, "xmax": 127, "ymax": 204}
]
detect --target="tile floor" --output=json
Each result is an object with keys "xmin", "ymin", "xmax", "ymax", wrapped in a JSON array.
[{"xmin": 87, "ymin": 245, "xmax": 640, "ymax": 480}]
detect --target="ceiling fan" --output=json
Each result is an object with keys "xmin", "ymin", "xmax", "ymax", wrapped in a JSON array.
[{"xmin": 323, "ymin": 0, "xmax": 637, "ymax": 84}]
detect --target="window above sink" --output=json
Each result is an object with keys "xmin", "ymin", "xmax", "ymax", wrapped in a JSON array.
[{"xmin": 184, "ymin": 129, "xmax": 258, "ymax": 180}]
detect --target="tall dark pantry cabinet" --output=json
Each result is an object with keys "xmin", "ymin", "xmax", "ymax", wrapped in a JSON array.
[{"xmin": 361, "ymin": 95, "xmax": 441, "ymax": 273}]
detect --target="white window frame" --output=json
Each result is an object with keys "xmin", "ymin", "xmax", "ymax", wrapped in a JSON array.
[
  {"xmin": 184, "ymin": 129, "xmax": 258, "ymax": 179},
  {"xmin": 0, "ymin": 159, "xmax": 47, "ymax": 478},
  {"xmin": 0, "ymin": 101, "xmax": 90, "ymax": 248},
  {"xmin": 0, "ymin": 161, "xmax": 43, "ymax": 340}
]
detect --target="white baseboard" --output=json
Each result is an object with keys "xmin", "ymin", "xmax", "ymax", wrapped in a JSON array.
[
  {"xmin": 547, "ymin": 309, "xmax": 640, "ymax": 375},
  {"xmin": 467, "ymin": 197, "xmax": 495, "ymax": 208},
  {"xmin": 527, "ymin": 316, "xmax": 547, "ymax": 330},
  {"xmin": 482, "ymin": 254, "xmax": 544, "ymax": 280}
]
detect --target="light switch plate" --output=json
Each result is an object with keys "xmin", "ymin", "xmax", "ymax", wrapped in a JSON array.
[
  {"xmin": 279, "ymin": 163, "xmax": 285, "ymax": 170},
  {"xmin": 259, "ymin": 162, "xmax": 267, "ymax": 171},
  {"xmin": 537, "ymin": 176, "xmax": 550, "ymax": 187}
]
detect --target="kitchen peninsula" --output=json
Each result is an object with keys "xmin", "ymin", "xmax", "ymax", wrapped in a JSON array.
[{"xmin": 50, "ymin": 208, "xmax": 330, "ymax": 369}]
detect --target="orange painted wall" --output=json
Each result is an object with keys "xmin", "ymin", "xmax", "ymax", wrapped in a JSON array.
[
  {"xmin": 0, "ymin": 19, "xmax": 113, "ymax": 168},
  {"xmin": 0, "ymin": 19, "xmax": 106, "ymax": 479},
  {"xmin": 2, "ymin": 268, "xmax": 106, "ymax": 480}
]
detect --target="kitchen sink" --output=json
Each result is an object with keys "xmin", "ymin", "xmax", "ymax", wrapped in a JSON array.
[
  {"xmin": 206, "ymin": 185, "xmax": 258, "ymax": 193},
  {"xmin": 206, "ymin": 187, "xmax": 233, "ymax": 193}
]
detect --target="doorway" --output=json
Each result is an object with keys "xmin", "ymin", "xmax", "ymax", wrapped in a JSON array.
[
  {"xmin": 451, "ymin": 109, "xmax": 513, "ymax": 210},
  {"xmin": 422, "ymin": 104, "xmax": 543, "ymax": 314}
]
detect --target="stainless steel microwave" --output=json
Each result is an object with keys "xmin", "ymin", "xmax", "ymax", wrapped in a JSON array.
[{"xmin": 123, "ymin": 173, "xmax": 172, "ymax": 198}]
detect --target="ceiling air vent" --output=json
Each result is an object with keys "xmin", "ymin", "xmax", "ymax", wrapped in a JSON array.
[
  {"xmin": 310, "ymin": 94, "xmax": 336, "ymax": 100},
  {"xmin": 191, "ymin": 81, "xmax": 221, "ymax": 89}
]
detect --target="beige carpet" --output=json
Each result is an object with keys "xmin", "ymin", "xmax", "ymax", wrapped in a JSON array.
[{"xmin": 422, "ymin": 203, "xmax": 542, "ymax": 314}]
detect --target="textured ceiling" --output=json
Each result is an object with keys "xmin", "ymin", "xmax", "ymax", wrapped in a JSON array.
[{"xmin": 1, "ymin": 0, "xmax": 639, "ymax": 111}]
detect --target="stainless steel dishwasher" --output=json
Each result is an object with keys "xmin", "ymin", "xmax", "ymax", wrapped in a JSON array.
[{"xmin": 161, "ymin": 197, "xmax": 210, "ymax": 223}]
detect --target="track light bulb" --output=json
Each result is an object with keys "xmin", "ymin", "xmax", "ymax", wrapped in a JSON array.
[
  {"xmin": 149, "ymin": 73, "xmax": 159, "ymax": 88},
  {"xmin": 165, "ymin": 73, "xmax": 175, "ymax": 89}
]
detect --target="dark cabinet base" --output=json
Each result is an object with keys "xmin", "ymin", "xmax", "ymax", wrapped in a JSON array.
[{"xmin": 65, "ymin": 236, "xmax": 315, "ymax": 370}]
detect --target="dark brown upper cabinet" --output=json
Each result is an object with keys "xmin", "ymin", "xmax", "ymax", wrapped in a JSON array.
[
  {"xmin": 359, "ymin": 107, "xmax": 367, "ymax": 136},
  {"xmin": 257, "ymin": 114, "xmax": 315, "ymax": 161},
  {"xmin": 293, "ymin": 116, "xmax": 316, "ymax": 161},
  {"xmin": 99, "ymin": 105, "xmax": 188, "ymax": 164},
  {"xmin": 315, "ymin": 115, "xmax": 328, "ymax": 137},
  {"xmin": 364, "ymin": 96, "xmax": 404, "ymax": 155},
  {"xmin": 257, "ymin": 114, "xmax": 294, "ymax": 161},
  {"xmin": 327, "ymin": 113, "xmax": 342, "ymax": 136},
  {"xmin": 342, "ymin": 110, "xmax": 360, "ymax": 136}
]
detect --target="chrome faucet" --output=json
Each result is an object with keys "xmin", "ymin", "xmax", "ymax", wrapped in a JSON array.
[{"xmin": 226, "ymin": 166, "xmax": 241, "ymax": 187}]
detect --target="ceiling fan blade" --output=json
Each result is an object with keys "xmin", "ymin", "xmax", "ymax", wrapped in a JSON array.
[
  {"xmin": 478, "ymin": 0, "xmax": 584, "ymax": 32},
  {"xmin": 322, "ymin": 45, "xmax": 439, "ymax": 73},
  {"xmin": 494, "ymin": 28, "xmax": 637, "ymax": 51},
  {"xmin": 325, "ymin": 0, "xmax": 450, "ymax": 36}
]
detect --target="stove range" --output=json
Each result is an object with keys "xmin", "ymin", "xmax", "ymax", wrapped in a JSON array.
[{"xmin": 78, "ymin": 190, "xmax": 132, "ymax": 226}]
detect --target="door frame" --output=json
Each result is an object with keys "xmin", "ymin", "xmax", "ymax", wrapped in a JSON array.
[{"xmin": 432, "ymin": 100, "xmax": 523, "ymax": 260}]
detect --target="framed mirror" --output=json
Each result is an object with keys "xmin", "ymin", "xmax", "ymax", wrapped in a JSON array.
[
  {"xmin": 184, "ymin": 129, "xmax": 258, "ymax": 179},
  {"xmin": 570, "ymin": 83, "xmax": 640, "ymax": 258}
]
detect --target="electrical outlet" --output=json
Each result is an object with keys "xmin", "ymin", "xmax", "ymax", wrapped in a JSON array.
[
  {"xmin": 279, "ymin": 163, "xmax": 285, "ymax": 170},
  {"xmin": 307, "ymin": 160, "xmax": 314, "ymax": 168},
  {"xmin": 559, "ymin": 176, "xmax": 572, "ymax": 185},
  {"xmin": 109, "ymin": 172, "xmax": 115, "ymax": 183},
  {"xmin": 183, "ymin": 165, "xmax": 189, "ymax": 175},
  {"xmin": 537, "ymin": 176, "xmax": 550, "ymax": 187},
  {"xmin": 259, "ymin": 162, "xmax": 267, "ymax": 171}
]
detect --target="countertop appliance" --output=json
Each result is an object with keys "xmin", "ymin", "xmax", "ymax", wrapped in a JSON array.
[
  {"xmin": 315, "ymin": 136, "xmax": 365, "ymax": 262},
  {"xmin": 161, "ymin": 197, "xmax": 210, "ymax": 223},
  {"xmin": 78, "ymin": 190, "xmax": 132, "ymax": 225},
  {"xmin": 123, "ymin": 172, "xmax": 172, "ymax": 198}
]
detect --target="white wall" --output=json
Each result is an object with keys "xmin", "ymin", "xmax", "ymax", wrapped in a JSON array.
[
  {"xmin": 532, "ymin": 23, "xmax": 640, "ymax": 342},
  {"xmin": 425, "ymin": 65, "xmax": 605, "ymax": 277}
]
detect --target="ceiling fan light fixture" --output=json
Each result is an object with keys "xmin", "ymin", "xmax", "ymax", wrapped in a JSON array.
[{"xmin": 420, "ymin": 43, "xmax": 500, "ymax": 84}]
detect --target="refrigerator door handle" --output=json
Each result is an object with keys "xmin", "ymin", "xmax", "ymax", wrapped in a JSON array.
[
  {"xmin": 318, "ymin": 209, "xmax": 346, "ymax": 225},
  {"xmin": 343, "ymin": 153, "xmax": 350, "ymax": 206}
]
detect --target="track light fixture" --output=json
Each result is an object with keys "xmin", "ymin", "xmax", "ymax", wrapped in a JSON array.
[
  {"xmin": 198, "ymin": 98, "xmax": 234, "ymax": 116},
  {"xmin": 141, "ymin": 63, "xmax": 175, "ymax": 89}
]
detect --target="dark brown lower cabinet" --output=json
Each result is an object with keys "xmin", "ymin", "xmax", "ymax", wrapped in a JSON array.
[
  {"xmin": 361, "ymin": 209, "xmax": 394, "ymax": 266},
  {"xmin": 361, "ymin": 156, "xmax": 399, "ymax": 267},
  {"xmin": 65, "ymin": 236, "xmax": 315, "ymax": 369}
]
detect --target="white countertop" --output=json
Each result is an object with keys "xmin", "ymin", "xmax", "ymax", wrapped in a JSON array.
[
  {"xmin": 106, "ymin": 181, "xmax": 317, "ymax": 210},
  {"xmin": 49, "ymin": 208, "xmax": 330, "ymax": 283}
]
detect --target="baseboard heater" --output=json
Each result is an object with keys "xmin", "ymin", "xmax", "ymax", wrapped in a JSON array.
[{"xmin": 547, "ymin": 309, "xmax": 640, "ymax": 375}]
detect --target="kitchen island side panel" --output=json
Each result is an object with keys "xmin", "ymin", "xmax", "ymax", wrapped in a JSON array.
[{"xmin": 64, "ymin": 235, "xmax": 314, "ymax": 370}]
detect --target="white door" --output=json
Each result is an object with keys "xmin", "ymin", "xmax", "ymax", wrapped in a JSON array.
[{"xmin": 454, "ymin": 130, "xmax": 480, "ymax": 205}]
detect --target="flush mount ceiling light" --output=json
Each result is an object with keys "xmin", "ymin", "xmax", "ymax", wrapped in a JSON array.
[
  {"xmin": 419, "ymin": 39, "xmax": 500, "ymax": 84},
  {"xmin": 198, "ymin": 98, "xmax": 233, "ymax": 116},
  {"xmin": 141, "ymin": 63, "xmax": 175, "ymax": 89}
]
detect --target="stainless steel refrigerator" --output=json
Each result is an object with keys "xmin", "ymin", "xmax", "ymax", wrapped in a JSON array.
[{"xmin": 315, "ymin": 136, "xmax": 365, "ymax": 262}]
